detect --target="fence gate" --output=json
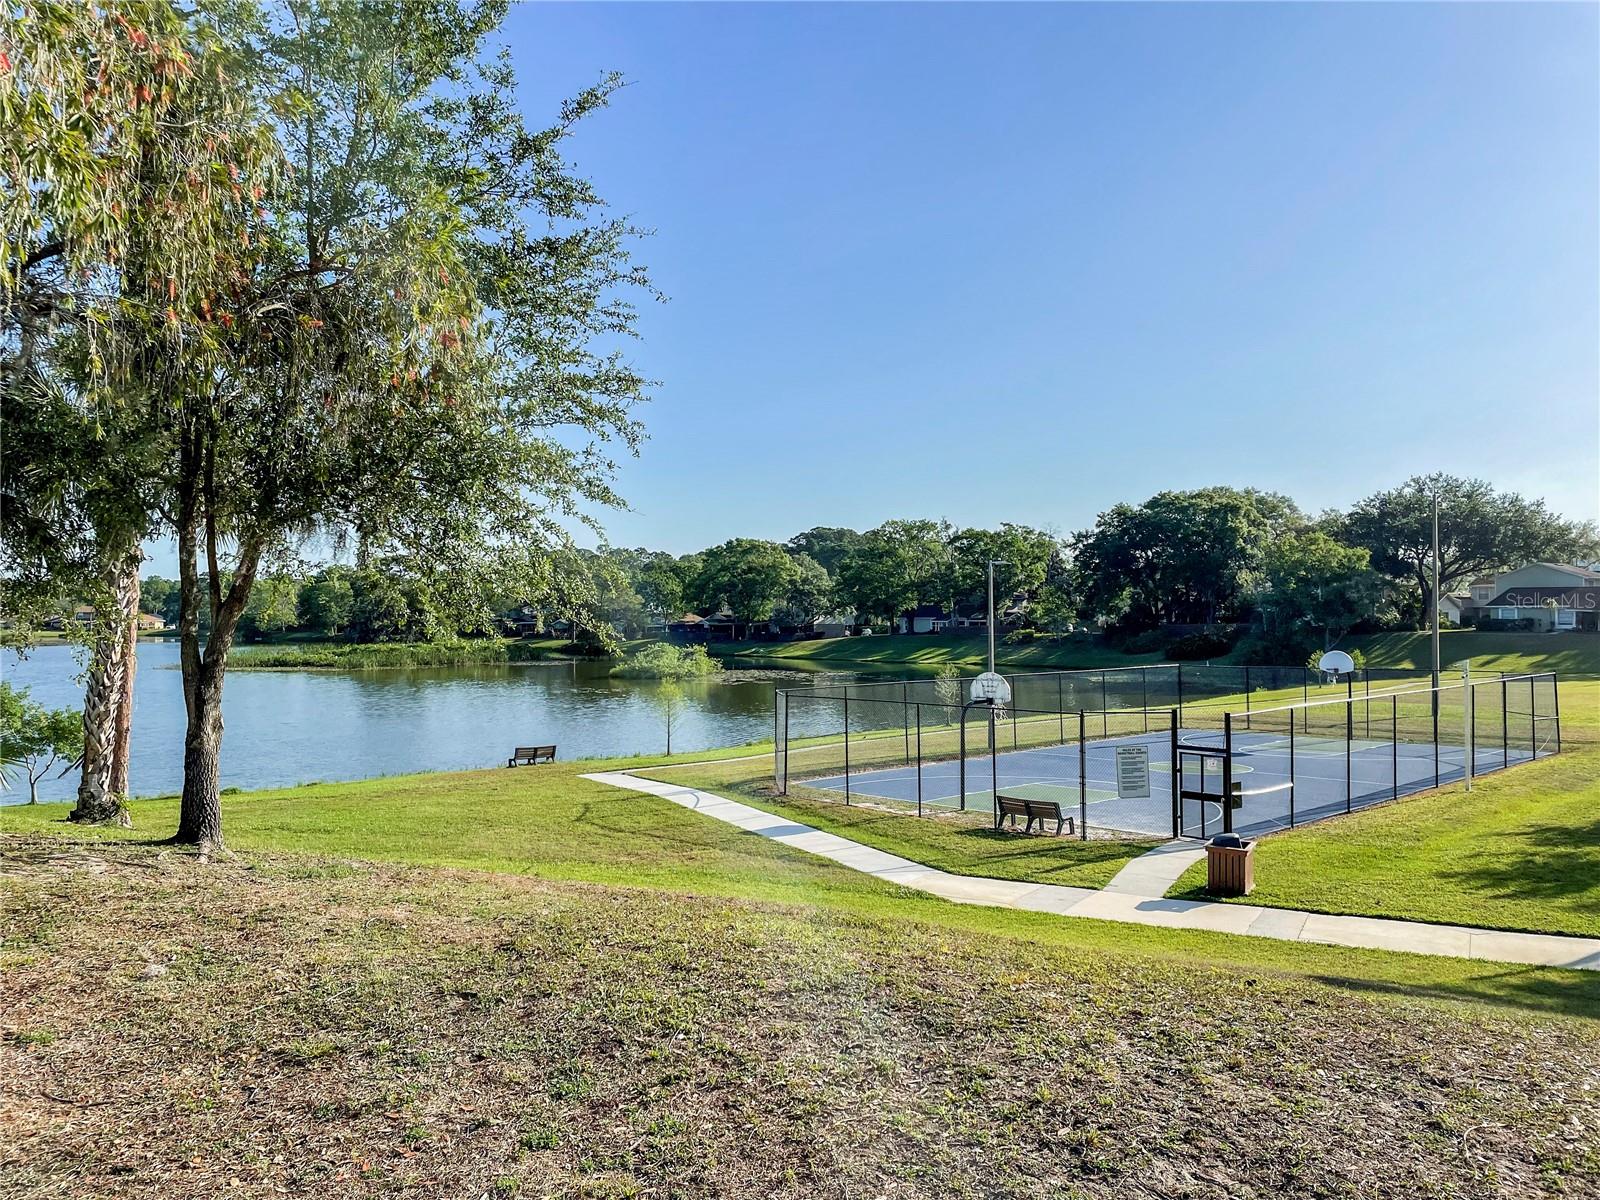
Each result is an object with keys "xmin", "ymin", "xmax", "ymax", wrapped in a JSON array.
[{"xmin": 1175, "ymin": 741, "xmax": 1232, "ymax": 839}]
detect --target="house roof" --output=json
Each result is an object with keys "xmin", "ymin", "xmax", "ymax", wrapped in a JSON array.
[{"xmin": 1484, "ymin": 586, "xmax": 1600, "ymax": 608}]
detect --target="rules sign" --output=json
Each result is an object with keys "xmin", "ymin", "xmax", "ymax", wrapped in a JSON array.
[{"xmin": 1115, "ymin": 745, "xmax": 1151, "ymax": 799}]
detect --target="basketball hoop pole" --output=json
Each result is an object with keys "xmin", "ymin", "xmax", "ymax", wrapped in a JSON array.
[{"xmin": 987, "ymin": 559, "xmax": 1010, "ymax": 676}]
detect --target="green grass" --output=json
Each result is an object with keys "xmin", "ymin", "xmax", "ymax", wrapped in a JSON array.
[
  {"xmin": 717, "ymin": 630, "xmax": 1166, "ymax": 669},
  {"xmin": 1348, "ymin": 629, "xmax": 1600, "ymax": 677},
  {"xmin": 717, "ymin": 627, "xmax": 1600, "ymax": 677},
  {"xmin": 634, "ymin": 751, "xmax": 1160, "ymax": 890},
  {"xmin": 8, "ymin": 841, "xmax": 1597, "ymax": 1195},
  {"xmin": 1168, "ymin": 679, "xmax": 1600, "ymax": 937},
  {"xmin": 229, "ymin": 637, "xmax": 622, "ymax": 670},
  {"xmin": 7, "ymin": 741, "xmax": 1600, "ymax": 1017}
]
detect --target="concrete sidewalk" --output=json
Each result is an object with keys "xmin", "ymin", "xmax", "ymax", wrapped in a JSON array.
[{"xmin": 582, "ymin": 772, "xmax": 1600, "ymax": 972}]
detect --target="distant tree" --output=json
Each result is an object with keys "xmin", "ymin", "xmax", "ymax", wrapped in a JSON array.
[
  {"xmin": 1073, "ymin": 488, "xmax": 1302, "ymax": 628},
  {"xmin": 0, "ymin": 683, "xmax": 85, "ymax": 805},
  {"xmin": 771, "ymin": 553, "xmax": 834, "ymax": 628},
  {"xmin": 298, "ymin": 572, "xmax": 355, "ymax": 637},
  {"xmin": 238, "ymin": 576, "xmax": 300, "ymax": 641},
  {"xmin": 690, "ymin": 539, "xmax": 798, "ymax": 623},
  {"xmin": 1257, "ymin": 531, "xmax": 1381, "ymax": 650},
  {"xmin": 836, "ymin": 519, "xmax": 954, "ymax": 626},
  {"xmin": 1031, "ymin": 547, "xmax": 1079, "ymax": 639},
  {"xmin": 1342, "ymin": 474, "xmax": 1598, "ymax": 630},
  {"xmin": 786, "ymin": 527, "xmax": 863, "ymax": 575},
  {"xmin": 949, "ymin": 524, "xmax": 1059, "ymax": 608},
  {"xmin": 139, "ymin": 577, "xmax": 178, "ymax": 620},
  {"xmin": 347, "ymin": 568, "xmax": 417, "ymax": 644}
]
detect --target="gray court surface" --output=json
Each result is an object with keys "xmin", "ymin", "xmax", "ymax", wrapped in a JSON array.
[{"xmin": 801, "ymin": 726, "xmax": 1541, "ymax": 838}]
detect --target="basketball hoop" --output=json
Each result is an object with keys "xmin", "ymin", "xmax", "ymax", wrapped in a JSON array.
[{"xmin": 969, "ymin": 671, "xmax": 1012, "ymax": 706}]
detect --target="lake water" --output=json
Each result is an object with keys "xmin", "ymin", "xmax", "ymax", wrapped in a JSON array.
[{"xmin": 0, "ymin": 641, "xmax": 905, "ymax": 804}]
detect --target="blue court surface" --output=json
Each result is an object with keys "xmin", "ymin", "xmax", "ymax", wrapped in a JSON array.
[{"xmin": 800, "ymin": 726, "xmax": 1540, "ymax": 838}]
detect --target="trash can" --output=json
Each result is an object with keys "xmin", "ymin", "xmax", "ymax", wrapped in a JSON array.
[{"xmin": 1206, "ymin": 833, "xmax": 1255, "ymax": 897}]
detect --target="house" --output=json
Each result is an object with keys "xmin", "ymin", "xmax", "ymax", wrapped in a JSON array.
[
  {"xmin": 809, "ymin": 613, "xmax": 857, "ymax": 638},
  {"xmin": 135, "ymin": 612, "xmax": 167, "ymax": 632},
  {"xmin": 898, "ymin": 605, "xmax": 953, "ymax": 635},
  {"xmin": 1436, "ymin": 593, "xmax": 1472, "ymax": 627},
  {"xmin": 1477, "ymin": 563, "xmax": 1600, "ymax": 631}
]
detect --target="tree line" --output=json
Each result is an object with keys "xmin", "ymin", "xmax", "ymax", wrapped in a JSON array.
[
  {"xmin": 2, "ymin": 0, "xmax": 653, "ymax": 848},
  {"xmin": 587, "ymin": 475, "xmax": 1592, "ymax": 659}
]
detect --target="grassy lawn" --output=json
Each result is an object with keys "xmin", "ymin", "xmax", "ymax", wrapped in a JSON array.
[
  {"xmin": 1349, "ymin": 630, "xmax": 1600, "ymax": 677},
  {"xmin": 717, "ymin": 630, "xmax": 1166, "ymax": 669},
  {"xmin": 716, "ymin": 628, "xmax": 1600, "ymax": 677},
  {"xmin": 7, "ymin": 839, "xmax": 1599, "ymax": 1197},
  {"xmin": 228, "ymin": 636, "xmax": 638, "ymax": 670},
  {"xmin": 1168, "ymin": 680, "xmax": 1600, "ymax": 936},
  {"xmin": 635, "ymin": 749, "xmax": 1161, "ymax": 890}
]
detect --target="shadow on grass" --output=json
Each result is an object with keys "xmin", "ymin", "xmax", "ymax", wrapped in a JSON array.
[
  {"xmin": 1439, "ymin": 819, "xmax": 1600, "ymax": 912},
  {"xmin": 1308, "ymin": 966, "xmax": 1600, "ymax": 1022}
]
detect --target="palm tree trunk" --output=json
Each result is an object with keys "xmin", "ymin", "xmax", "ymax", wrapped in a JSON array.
[
  {"xmin": 110, "ymin": 558, "xmax": 141, "ymax": 799},
  {"xmin": 70, "ymin": 558, "xmax": 136, "ymax": 827}
]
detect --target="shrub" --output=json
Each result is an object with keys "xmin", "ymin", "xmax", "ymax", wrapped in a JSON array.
[
  {"xmin": 1002, "ymin": 627, "xmax": 1039, "ymax": 645},
  {"xmin": 1118, "ymin": 629, "xmax": 1170, "ymax": 655},
  {"xmin": 611, "ymin": 643, "xmax": 723, "ymax": 680},
  {"xmin": 1164, "ymin": 629, "xmax": 1239, "ymax": 660}
]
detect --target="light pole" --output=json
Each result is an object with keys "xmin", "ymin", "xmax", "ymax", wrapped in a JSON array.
[
  {"xmin": 1431, "ymin": 493, "xmax": 1441, "ymax": 691},
  {"xmin": 987, "ymin": 559, "xmax": 1010, "ymax": 675}
]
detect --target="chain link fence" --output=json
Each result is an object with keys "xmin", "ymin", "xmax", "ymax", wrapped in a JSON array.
[{"xmin": 774, "ymin": 665, "xmax": 1562, "ymax": 840}]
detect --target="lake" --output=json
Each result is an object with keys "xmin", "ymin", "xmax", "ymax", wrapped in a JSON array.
[{"xmin": 1, "ymin": 641, "xmax": 919, "ymax": 804}]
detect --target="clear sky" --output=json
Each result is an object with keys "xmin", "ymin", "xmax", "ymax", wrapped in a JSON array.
[{"xmin": 143, "ymin": 1, "xmax": 1600, "ymax": 572}]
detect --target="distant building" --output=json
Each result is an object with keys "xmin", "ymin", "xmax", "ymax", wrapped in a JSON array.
[{"xmin": 1477, "ymin": 563, "xmax": 1600, "ymax": 631}]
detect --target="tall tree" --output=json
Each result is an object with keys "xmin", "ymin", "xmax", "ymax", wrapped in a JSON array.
[
  {"xmin": 152, "ymin": 1, "xmax": 653, "ymax": 849},
  {"xmin": 1256, "ymin": 530, "xmax": 1381, "ymax": 650},
  {"xmin": 689, "ymin": 539, "xmax": 797, "ymax": 623},
  {"xmin": 835, "ymin": 519, "xmax": 953, "ymax": 625},
  {"xmin": 1343, "ymin": 474, "xmax": 1597, "ymax": 630},
  {"xmin": 2, "ymin": 0, "xmax": 275, "ymax": 825},
  {"xmin": 786, "ymin": 526, "xmax": 862, "ymax": 575},
  {"xmin": 1073, "ymin": 488, "xmax": 1302, "ymax": 628}
]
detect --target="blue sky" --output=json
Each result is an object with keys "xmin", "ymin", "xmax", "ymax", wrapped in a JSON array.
[{"xmin": 145, "ymin": 1, "xmax": 1599, "ymax": 572}]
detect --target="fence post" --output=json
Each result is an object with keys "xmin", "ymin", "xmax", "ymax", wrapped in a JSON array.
[
  {"xmin": 915, "ymin": 703, "xmax": 923, "ymax": 817},
  {"xmin": 990, "ymin": 707, "xmax": 998, "ymax": 821},
  {"xmin": 1502, "ymin": 677, "xmax": 1509, "ymax": 769},
  {"xmin": 1552, "ymin": 672, "xmax": 1562, "ymax": 754},
  {"xmin": 1169, "ymin": 710, "xmax": 1180, "ymax": 838},
  {"xmin": 843, "ymin": 692, "xmax": 851, "ymax": 806},
  {"xmin": 1222, "ymin": 712, "xmax": 1234, "ymax": 835},
  {"xmin": 1078, "ymin": 710, "xmax": 1088, "ymax": 840},
  {"xmin": 1176, "ymin": 664, "xmax": 1184, "ymax": 727},
  {"xmin": 903, "ymin": 682, "xmax": 911, "ymax": 764},
  {"xmin": 1058, "ymin": 674, "xmax": 1065, "ymax": 742},
  {"xmin": 1345, "ymin": 690, "xmax": 1352, "ymax": 814},
  {"xmin": 1288, "ymin": 712, "xmax": 1296, "ymax": 828},
  {"xmin": 1391, "ymin": 694, "xmax": 1398, "ymax": 801},
  {"xmin": 959, "ymin": 706, "xmax": 967, "ymax": 811},
  {"xmin": 783, "ymin": 694, "xmax": 791, "ymax": 794}
]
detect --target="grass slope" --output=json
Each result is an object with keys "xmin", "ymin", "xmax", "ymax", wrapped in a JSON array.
[
  {"xmin": 1349, "ymin": 630, "xmax": 1600, "ymax": 677},
  {"xmin": 1168, "ymin": 679, "xmax": 1600, "ymax": 936},
  {"xmin": 5, "ymin": 841, "xmax": 1600, "ymax": 1198},
  {"xmin": 719, "ymin": 628, "xmax": 1600, "ymax": 677}
]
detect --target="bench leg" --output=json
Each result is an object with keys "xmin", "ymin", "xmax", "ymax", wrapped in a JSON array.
[{"xmin": 1054, "ymin": 816, "xmax": 1065, "ymax": 836}]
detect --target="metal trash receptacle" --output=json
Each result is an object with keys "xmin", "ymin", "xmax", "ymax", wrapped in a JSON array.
[{"xmin": 1206, "ymin": 833, "xmax": 1255, "ymax": 896}]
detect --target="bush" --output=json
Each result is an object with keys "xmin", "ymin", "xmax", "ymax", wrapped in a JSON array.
[
  {"xmin": 1164, "ymin": 629, "xmax": 1240, "ymax": 660},
  {"xmin": 1002, "ymin": 627, "xmax": 1039, "ymax": 645},
  {"xmin": 1117, "ymin": 629, "xmax": 1170, "ymax": 655},
  {"xmin": 611, "ymin": 643, "xmax": 723, "ymax": 680}
]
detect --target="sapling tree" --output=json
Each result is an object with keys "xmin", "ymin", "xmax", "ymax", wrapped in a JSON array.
[{"xmin": 0, "ymin": 683, "xmax": 85, "ymax": 805}]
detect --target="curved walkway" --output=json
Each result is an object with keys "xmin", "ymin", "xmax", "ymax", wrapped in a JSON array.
[{"xmin": 582, "ymin": 772, "xmax": 1600, "ymax": 972}]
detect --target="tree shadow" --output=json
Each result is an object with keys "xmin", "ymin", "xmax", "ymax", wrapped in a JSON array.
[
  {"xmin": 1438, "ymin": 817, "xmax": 1600, "ymax": 913},
  {"xmin": 1306, "ymin": 966, "xmax": 1600, "ymax": 1022}
]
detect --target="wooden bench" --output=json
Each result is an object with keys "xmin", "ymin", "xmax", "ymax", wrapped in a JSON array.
[
  {"xmin": 507, "ymin": 745, "xmax": 556, "ymax": 767},
  {"xmin": 995, "ymin": 793, "xmax": 1074, "ymax": 836}
]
